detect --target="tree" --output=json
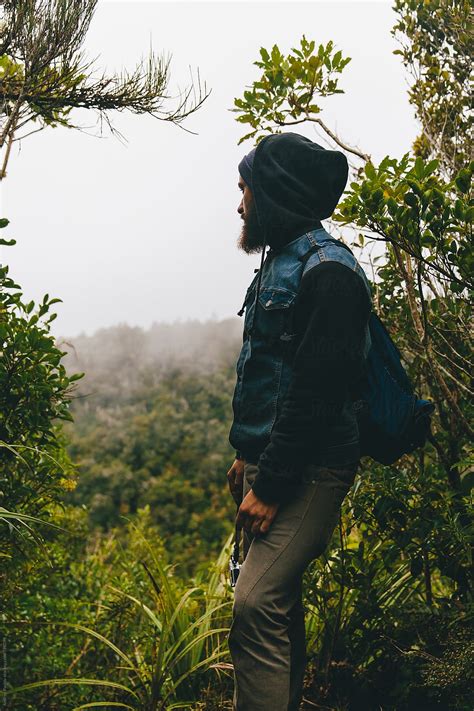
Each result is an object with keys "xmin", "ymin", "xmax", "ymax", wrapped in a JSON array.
[
  {"xmin": 392, "ymin": 0, "xmax": 473, "ymax": 178},
  {"xmin": 0, "ymin": 0, "xmax": 210, "ymax": 178}
]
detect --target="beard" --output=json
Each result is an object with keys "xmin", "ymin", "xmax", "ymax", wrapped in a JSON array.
[{"xmin": 238, "ymin": 202, "xmax": 266, "ymax": 254}]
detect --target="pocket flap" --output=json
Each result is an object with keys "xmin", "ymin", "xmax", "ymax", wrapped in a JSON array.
[{"xmin": 258, "ymin": 287, "xmax": 297, "ymax": 310}]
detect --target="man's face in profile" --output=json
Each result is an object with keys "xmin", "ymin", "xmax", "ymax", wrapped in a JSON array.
[{"xmin": 237, "ymin": 175, "xmax": 265, "ymax": 254}]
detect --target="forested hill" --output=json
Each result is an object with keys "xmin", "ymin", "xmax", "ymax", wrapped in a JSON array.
[
  {"xmin": 61, "ymin": 318, "xmax": 243, "ymax": 402},
  {"xmin": 61, "ymin": 319, "xmax": 243, "ymax": 572}
]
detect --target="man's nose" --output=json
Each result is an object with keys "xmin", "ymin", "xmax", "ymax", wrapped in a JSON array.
[{"xmin": 237, "ymin": 201, "xmax": 243, "ymax": 215}]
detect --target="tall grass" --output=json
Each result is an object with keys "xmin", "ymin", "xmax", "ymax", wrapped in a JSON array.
[{"xmin": 7, "ymin": 526, "xmax": 234, "ymax": 710}]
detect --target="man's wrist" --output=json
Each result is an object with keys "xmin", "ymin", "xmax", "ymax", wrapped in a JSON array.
[
  {"xmin": 251, "ymin": 477, "xmax": 285, "ymax": 505},
  {"xmin": 252, "ymin": 452, "xmax": 302, "ymax": 503}
]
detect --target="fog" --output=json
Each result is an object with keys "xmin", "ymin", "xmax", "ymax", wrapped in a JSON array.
[{"xmin": 62, "ymin": 317, "xmax": 243, "ymax": 383}]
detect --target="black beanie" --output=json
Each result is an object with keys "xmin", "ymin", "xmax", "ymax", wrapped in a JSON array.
[{"xmin": 238, "ymin": 146, "xmax": 257, "ymax": 189}]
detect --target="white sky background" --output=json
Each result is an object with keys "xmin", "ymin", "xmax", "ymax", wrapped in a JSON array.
[{"xmin": 2, "ymin": 0, "xmax": 418, "ymax": 338}]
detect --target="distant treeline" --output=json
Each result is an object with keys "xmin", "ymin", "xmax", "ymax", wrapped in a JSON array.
[{"xmin": 61, "ymin": 317, "xmax": 243, "ymax": 386}]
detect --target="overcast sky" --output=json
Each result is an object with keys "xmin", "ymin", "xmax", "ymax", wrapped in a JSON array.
[{"xmin": 2, "ymin": 0, "xmax": 418, "ymax": 338}]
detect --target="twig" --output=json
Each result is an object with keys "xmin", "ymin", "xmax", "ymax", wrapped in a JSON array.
[{"xmin": 278, "ymin": 114, "xmax": 370, "ymax": 162}]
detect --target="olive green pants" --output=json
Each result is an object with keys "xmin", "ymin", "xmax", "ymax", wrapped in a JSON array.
[{"xmin": 228, "ymin": 460, "xmax": 358, "ymax": 711}]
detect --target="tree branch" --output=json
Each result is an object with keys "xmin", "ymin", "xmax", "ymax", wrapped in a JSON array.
[{"xmin": 278, "ymin": 114, "xmax": 370, "ymax": 162}]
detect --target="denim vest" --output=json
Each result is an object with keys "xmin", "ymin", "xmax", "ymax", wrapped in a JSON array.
[{"xmin": 229, "ymin": 227, "xmax": 371, "ymax": 465}]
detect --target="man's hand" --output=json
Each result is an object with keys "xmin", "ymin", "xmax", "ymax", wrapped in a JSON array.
[
  {"xmin": 227, "ymin": 458, "xmax": 245, "ymax": 505},
  {"xmin": 236, "ymin": 489, "xmax": 279, "ymax": 536}
]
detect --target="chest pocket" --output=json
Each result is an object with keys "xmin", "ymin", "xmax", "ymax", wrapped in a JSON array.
[{"xmin": 255, "ymin": 286, "xmax": 297, "ymax": 345}]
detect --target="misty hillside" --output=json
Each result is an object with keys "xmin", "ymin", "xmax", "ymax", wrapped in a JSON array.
[{"xmin": 60, "ymin": 317, "xmax": 243, "ymax": 406}]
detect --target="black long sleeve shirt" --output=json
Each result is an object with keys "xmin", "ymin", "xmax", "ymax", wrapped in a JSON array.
[{"xmin": 251, "ymin": 260, "xmax": 371, "ymax": 503}]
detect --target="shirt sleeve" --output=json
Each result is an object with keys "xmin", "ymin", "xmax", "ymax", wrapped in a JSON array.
[{"xmin": 251, "ymin": 260, "xmax": 371, "ymax": 503}]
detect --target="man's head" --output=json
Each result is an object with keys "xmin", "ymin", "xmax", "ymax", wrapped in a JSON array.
[
  {"xmin": 236, "ymin": 133, "xmax": 349, "ymax": 252},
  {"xmin": 237, "ymin": 175, "xmax": 265, "ymax": 254}
]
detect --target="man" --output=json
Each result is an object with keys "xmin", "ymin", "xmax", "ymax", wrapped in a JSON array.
[{"xmin": 227, "ymin": 132, "xmax": 371, "ymax": 711}]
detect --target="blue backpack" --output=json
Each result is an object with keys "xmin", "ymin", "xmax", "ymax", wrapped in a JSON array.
[
  {"xmin": 314, "ymin": 238, "xmax": 435, "ymax": 465},
  {"xmin": 357, "ymin": 311, "xmax": 435, "ymax": 465}
]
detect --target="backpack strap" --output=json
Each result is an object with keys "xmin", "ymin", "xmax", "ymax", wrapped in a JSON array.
[
  {"xmin": 297, "ymin": 236, "xmax": 354, "ymax": 266},
  {"xmin": 299, "ymin": 236, "xmax": 373, "ymax": 357}
]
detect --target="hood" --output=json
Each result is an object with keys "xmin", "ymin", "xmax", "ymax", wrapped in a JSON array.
[{"xmin": 251, "ymin": 132, "xmax": 349, "ymax": 251}]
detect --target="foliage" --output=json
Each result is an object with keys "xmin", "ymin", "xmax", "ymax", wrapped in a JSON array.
[
  {"xmin": 0, "ymin": 221, "xmax": 81, "ymax": 596},
  {"xmin": 0, "ymin": 0, "xmax": 209, "ymax": 178},
  {"xmin": 3, "ymin": 505, "xmax": 233, "ymax": 710},
  {"xmin": 300, "ymin": 462, "xmax": 473, "ymax": 709},
  {"xmin": 336, "ymin": 152, "xmax": 472, "ymax": 554},
  {"xmin": 392, "ymin": 0, "xmax": 473, "ymax": 177},
  {"xmin": 336, "ymin": 155, "xmax": 473, "ymax": 292},
  {"xmin": 335, "ymin": 155, "xmax": 473, "ymax": 541},
  {"xmin": 230, "ymin": 36, "xmax": 368, "ymax": 160},
  {"xmin": 63, "ymin": 351, "xmax": 238, "ymax": 573},
  {"xmin": 305, "ymin": 553, "xmax": 473, "ymax": 710},
  {"xmin": 0, "ymin": 234, "xmax": 78, "ymax": 442}
]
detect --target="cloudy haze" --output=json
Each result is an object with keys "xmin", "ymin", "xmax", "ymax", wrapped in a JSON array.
[{"xmin": 2, "ymin": 0, "xmax": 417, "ymax": 337}]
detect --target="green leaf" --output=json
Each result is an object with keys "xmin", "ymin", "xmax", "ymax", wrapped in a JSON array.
[
  {"xmin": 7, "ymin": 678, "xmax": 138, "ymax": 698},
  {"xmin": 364, "ymin": 162, "xmax": 376, "ymax": 180},
  {"xmin": 414, "ymin": 156, "xmax": 424, "ymax": 178},
  {"xmin": 237, "ymin": 130, "xmax": 258, "ymax": 145},
  {"xmin": 69, "ymin": 372, "xmax": 84, "ymax": 382},
  {"xmin": 73, "ymin": 704, "xmax": 135, "ymax": 710},
  {"xmin": 423, "ymin": 158, "xmax": 439, "ymax": 177},
  {"xmin": 406, "ymin": 178, "xmax": 422, "ymax": 196},
  {"xmin": 455, "ymin": 168, "xmax": 471, "ymax": 194},
  {"xmin": 421, "ymin": 231, "xmax": 435, "ymax": 247},
  {"xmin": 404, "ymin": 192, "xmax": 418, "ymax": 207},
  {"xmin": 271, "ymin": 44, "xmax": 281, "ymax": 64},
  {"xmin": 386, "ymin": 197, "xmax": 399, "ymax": 216},
  {"xmin": 360, "ymin": 183, "xmax": 371, "ymax": 199},
  {"xmin": 371, "ymin": 188, "xmax": 384, "ymax": 205},
  {"xmin": 236, "ymin": 114, "xmax": 254, "ymax": 124},
  {"xmin": 453, "ymin": 199, "xmax": 464, "ymax": 220}
]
